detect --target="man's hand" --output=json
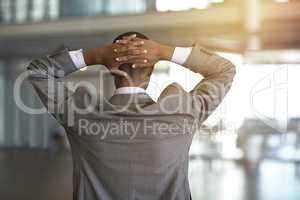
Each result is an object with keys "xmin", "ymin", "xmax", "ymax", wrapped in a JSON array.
[
  {"xmin": 83, "ymin": 34, "xmax": 175, "ymax": 70},
  {"xmin": 83, "ymin": 34, "xmax": 151, "ymax": 70},
  {"xmin": 114, "ymin": 37, "xmax": 175, "ymax": 68}
]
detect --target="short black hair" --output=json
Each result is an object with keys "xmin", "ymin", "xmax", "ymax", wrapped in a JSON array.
[{"xmin": 113, "ymin": 31, "xmax": 149, "ymax": 43}]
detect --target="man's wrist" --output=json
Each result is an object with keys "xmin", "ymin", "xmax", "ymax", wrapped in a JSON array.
[
  {"xmin": 160, "ymin": 44, "xmax": 175, "ymax": 61},
  {"xmin": 83, "ymin": 50, "xmax": 96, "ymax": 66},
  {"xmin": 83, "ymin": 48, "xmax": 104, "ymax": 66}
]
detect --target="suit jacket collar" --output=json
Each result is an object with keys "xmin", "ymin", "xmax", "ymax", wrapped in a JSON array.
[{"xmin": 109, "ymin": 93, "xmax": 155, "ymax": 107}]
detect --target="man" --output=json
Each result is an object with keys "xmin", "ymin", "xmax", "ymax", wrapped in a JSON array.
[{"xmin": 27, "ymin": 32, "xmax": 236, "ymax": 200}]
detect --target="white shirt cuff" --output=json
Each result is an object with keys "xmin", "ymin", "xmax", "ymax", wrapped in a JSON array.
[
  {"xmin": 171, "ymin": 47, "xmax": 193, "ymax": 65},
  {"xmin": 69, "ymin": 49, "xmax": 87, "ymax": 69}
]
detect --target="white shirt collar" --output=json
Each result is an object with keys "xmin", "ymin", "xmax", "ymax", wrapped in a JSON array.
[{"xmin": 114, "ymin": 87, "xmax": 147, "ymax": 95}]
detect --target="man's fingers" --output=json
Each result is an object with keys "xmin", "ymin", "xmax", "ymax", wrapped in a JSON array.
[
  {"xmin": 122, "ymin": 34, "xmax": 137, "ymax": 41},
  {"xmin": 131, "ymin": 59, "xmax": 152, "ymax": 69},
  {"xmin": 116, "ymin": 55, "xmax": 148, "ymax": 62},
  {"xmin": 115, "ymin": 40, "xmax": 129, "ymax": 45},
  {"xmin": 116, "ymin": 39, "xmax": 145, "ymax": 46},
  {"xmin": 127, "ymin": 49, "xmax": 146, "ymax": 56},
  {"xmin": 114, "ymin": 55, "xmax": 152, "ymax": 68},
  {"xmin": 132, "ymin": 63, "xmax": 153, "ymax": 69},
  {"xmin": 114, "ymin": 34, "xmax": 136, "ymax": 44},
  {"xmin": 115, "ymin": 56, "xmax": 129, "ymax": 62},
  {"xmin": 114, "ymin": 46, "xmax": 139, "ymax": 53},
  {"xmin": 115, "ymin": 48, "xmax": 148, "ymax": 56}
]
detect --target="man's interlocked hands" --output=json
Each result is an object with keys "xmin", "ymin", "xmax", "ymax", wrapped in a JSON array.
[{"xmin": 83, "ymin": 34, "xmax": 174, "ymax": 71}]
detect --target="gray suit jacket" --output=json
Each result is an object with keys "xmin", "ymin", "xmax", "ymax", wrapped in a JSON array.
[{"xmin": 27, "ymin": 44, "xmax": 236, "ymax": 200}]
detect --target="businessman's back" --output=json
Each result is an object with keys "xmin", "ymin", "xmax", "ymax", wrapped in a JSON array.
[
  {"xmin": 27, "ymin": 32, "xmax": 235, "ymax": 200},
  {"xmin": 65, "ymin": 84, "xmax": 200, "ymax": 200}
]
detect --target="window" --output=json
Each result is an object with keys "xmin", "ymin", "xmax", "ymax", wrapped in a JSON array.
[
  {"xmin": 106, "ymin": 0, "xmax": 146, "ymax": 15},
  {"xmin": 32, "ymin": 0, "xmax": 45, "ymax": 21},
  {"xmin": 1, "ymin": 0, "xmax": 12, "ymax": 23},
  {"xmin": 156, "ymin": 0, "xmax": 224, "ymax": 12}
]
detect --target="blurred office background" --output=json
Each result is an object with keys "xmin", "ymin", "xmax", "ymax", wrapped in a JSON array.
[{"xmin": 1, "ymin": 0, "xmax": 300, "ymax": 199}]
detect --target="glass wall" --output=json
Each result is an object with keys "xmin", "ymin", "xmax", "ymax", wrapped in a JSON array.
[
  {"xmin": 106, "ymin": 0, "xmax": 146, "ymax": 15},
  {"xmin": 0, "ymin": 0, "xmax": 294, "ymax": 24},
  {"xmin": 0, "ymin": 0, "xmax": 152, "ymax": 24},
  {"xmin": 0, "ymin": 62, "xmax": 4, "ymax": 145},
  {"xmin": 0, "ymin": 0, "xmax": 59, "ymax": 23},
  {"xmin": 0, "ymin": 0, "xmax": 232, "ymax": 25},
  {"xmin": 0, "ymin": 59, "xmax": 63, "ymax": 148}
]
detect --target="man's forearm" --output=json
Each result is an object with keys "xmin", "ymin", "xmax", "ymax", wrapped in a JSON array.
[
  {"xmin": 159, "ymin": 44, "xmax": 175, "ymax": 61},
  {"xmin": 83, "ymin": 48, "xmax": 105, "ymax": 66}
]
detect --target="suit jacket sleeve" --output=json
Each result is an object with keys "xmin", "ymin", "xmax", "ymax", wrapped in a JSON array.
[
  {"xmin": 184, "ymin": 43, "xmax": 236, "ymax": 123},
  {"xmin": 26, "ymin": 48, "xmax": 85, "ymax": 124},
  {"xmin": 158, "ymin": 44, "xmax": 236, "ymax": 124}
]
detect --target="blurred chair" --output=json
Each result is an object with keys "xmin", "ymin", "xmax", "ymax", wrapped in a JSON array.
[
  {"xmin": 237, "ymin": 118, "xmax": 300, "ymax": 178},
  {"xmin": 287, "ymin": 118, "xmax": 300, "ymax": 149},
  {"xmin": 237, "ymin": 119, "xmax": 281, "ymax": 175},
  {"xmin": 286, "ymin": 118, "xmax": 300, "ymax": 177}
]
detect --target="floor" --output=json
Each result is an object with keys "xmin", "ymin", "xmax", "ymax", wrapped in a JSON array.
[
  {"xmin": 0, "ymin": 150, "xmax": 73, "ymax": 200},
  {"xmin": 0, "ymin": 150, "xmax": 299, "ymax": 200}
]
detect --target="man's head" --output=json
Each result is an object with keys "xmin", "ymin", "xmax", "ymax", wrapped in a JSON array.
[{"xmin": 112, "ymin": 32, "xmax": 154, "ymax": 89}]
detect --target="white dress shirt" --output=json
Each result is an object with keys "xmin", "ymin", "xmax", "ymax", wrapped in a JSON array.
[
  {"xmin": 69, "ymin": 49, "xmax": 86, "ymax": 69},
  {"xmin": 171, "ymin": 47, "xmax": 192, "ymax": 65},
  {"xmin": 69, "ymin": 47, "xmax": 192, "ymax": 94}
]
